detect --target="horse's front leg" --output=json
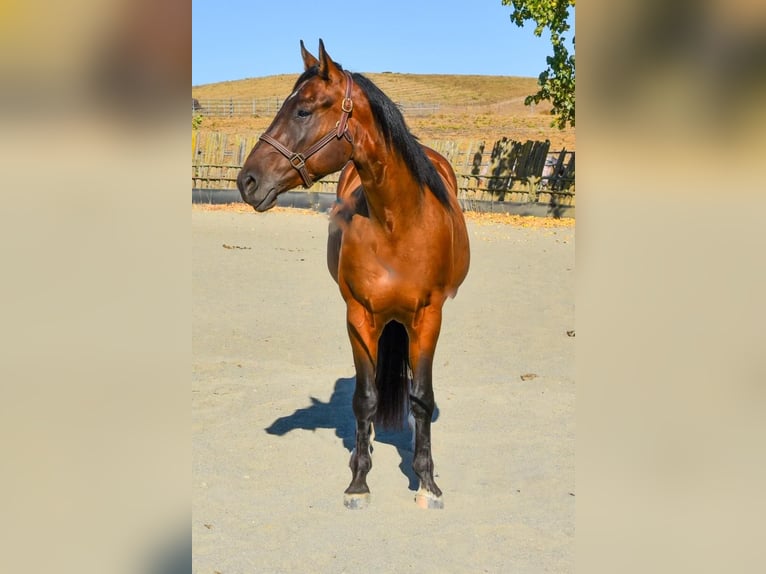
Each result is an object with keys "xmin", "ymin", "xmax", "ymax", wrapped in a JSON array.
[
  {"xmin": 409, "ymin": 304, "xmax": 444, "ymax": 509},
  {"xmin": 343, "ymin": 302, "xmax": 379, "ymax": 509}
]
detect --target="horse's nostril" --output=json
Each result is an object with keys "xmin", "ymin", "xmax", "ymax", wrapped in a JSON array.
[{"xmin": 239, "ymin": 170, "xmax": 256, "ymax": 191}]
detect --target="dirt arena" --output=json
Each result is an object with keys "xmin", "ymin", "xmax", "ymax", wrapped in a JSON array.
[{"xmin": 193, "ymin": 206, "xmax": 574, "ymax": 572}]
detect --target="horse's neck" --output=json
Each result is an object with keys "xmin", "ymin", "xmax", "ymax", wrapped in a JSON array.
[{"xmin": 352, "ymin": 141, "xmax": 423, "ymax": 227}]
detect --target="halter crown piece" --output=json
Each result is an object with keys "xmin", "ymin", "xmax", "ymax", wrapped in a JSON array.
[{"xmin": 259, "ymin": 71, "xmax": 354, "ymax": 188}]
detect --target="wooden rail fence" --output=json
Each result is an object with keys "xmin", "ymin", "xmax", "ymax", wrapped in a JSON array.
[
  {"xmin": 193, "ymin": 98, "xmax": 440, "ymax": 117},
  {"xmin": 191, "ymin": 132, "xmax": 575, "ymax": 209}
]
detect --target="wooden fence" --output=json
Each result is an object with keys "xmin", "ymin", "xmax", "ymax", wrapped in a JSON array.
[
  {"xmin": 193, "ymin": 98, "xmax": 440, "ymax": 117},
  {"xmin": 191, "ymin": 132, "xmax": 575, "ymax": 208}
]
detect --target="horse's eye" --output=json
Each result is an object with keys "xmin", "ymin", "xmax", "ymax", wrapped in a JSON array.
[{"xmin": 297, "ymin": 109, "xmax": 312, "ymax": 118}]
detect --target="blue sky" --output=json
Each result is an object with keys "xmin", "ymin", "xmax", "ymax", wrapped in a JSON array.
[{"xmin": 192, "ymin": 0, "xmax": 575, "ymax": 85}]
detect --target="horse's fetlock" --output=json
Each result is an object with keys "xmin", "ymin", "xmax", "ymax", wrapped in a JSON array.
[{"xmin": 349, "ymin": 450, "xmax": 372, "ymax": 474}]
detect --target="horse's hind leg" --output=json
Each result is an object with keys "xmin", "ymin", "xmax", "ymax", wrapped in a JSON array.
[
  {"xmin": 343, "ymin": 305, "xmax": 379, "ymax": 509},
  {"xmin": 409, "ymin": 305, "xmax": 444, "ymax": 509}
]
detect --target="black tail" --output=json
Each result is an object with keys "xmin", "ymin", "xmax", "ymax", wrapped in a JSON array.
[{"xmin": 375, "ymin": 321, "xmax": 410, "ymax": 430}]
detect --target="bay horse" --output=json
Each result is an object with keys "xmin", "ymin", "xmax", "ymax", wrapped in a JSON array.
[{"xmin": 236, "ymin": 40, "xmax": 470, "ymax": 509}]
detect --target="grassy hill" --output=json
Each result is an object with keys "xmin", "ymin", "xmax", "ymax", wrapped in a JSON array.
[{"xmin": 192, "ymin": 73, "xmax": 575, "ymax": 150}]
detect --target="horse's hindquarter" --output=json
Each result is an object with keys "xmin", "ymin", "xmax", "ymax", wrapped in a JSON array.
[
  {"xmin": 423, "ymin": 146, "xmax": 470, "ymax": 291},
  {"xmin": 441, "ymin": 192, "xmax": 470, "ymax": 295}
]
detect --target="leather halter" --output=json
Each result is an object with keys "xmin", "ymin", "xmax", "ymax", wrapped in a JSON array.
[{"xmin": 259, "ymin": 71, "xmax": 354, "ymax": 188}]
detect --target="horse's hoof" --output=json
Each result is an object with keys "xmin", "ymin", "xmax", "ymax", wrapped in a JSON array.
[
  {"xmin": 343, "ymin": 492, "xmax": 371, "ymax": 509},
  {"xmin": 415, "ymin": 489, "xmax": 444, "ymax": 509}
]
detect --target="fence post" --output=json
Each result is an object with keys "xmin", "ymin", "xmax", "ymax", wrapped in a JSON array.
[{"xmin": 525, "ymin": 175, "xmax": 541, "ymax": 203}]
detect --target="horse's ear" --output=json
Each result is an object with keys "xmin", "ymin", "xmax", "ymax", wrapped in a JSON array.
[
  {"xmin": 317, "ymin": 39, "xmax": 341, "ymax": 81},
  {"xmin": 300, "ymin": 40, "xmax": 319, "ymax": 71}
]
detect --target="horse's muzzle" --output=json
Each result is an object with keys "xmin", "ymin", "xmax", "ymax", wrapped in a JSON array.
[{"xmin": 237, "ymin": 169, "xmax": 278, "ymax": 212}]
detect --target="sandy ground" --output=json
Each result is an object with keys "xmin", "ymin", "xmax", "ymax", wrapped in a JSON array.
[{"xmin": 193, "ymin": 208, "xmax": 574, "ymax": 573}]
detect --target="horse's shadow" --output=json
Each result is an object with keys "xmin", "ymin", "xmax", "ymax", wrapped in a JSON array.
[{"xmin": 265, "ymin": 376, "xmax": 439, "ymax": 491}]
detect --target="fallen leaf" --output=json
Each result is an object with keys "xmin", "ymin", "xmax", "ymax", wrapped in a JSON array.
[{"xmin": 520, "ymin": 373, "xmax": 538, "ymax": 381}]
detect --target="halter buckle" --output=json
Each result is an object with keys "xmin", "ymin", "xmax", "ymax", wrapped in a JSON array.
[
  {"xmin": 289, "ymin": 153, "xmax": 307, "ymax": 169},
  {"xmin": 341, "ymin": 98, "xmax": 353, "ymax": 113}
]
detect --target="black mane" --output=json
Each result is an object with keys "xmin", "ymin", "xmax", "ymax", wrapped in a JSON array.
[
  {"xmin": 352, "ymin": 73, "xmax": 452, "ymax": 208},
  {"xmin": 294, "ymin": 65, "xmax": 452, "ymax": 209}
]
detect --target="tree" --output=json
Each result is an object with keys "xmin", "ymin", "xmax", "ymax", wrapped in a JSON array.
[{"xmin": 502, "ymin": 0, "xmax": 575, "ymax": 129}]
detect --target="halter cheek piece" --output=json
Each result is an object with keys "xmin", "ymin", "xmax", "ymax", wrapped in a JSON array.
[{"xmin": 258, "ymin": 71, "xmax": 354, "ymax": 188}]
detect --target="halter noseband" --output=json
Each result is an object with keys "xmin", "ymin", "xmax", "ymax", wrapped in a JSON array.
[{"xmin": 258, "ymin": 71, "xmax": 354, "ymax": 188}]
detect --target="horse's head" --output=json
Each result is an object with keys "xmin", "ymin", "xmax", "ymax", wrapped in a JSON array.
[{"xmin": 237, "ymin": 40, "xmax": 355, "ymax": 212}]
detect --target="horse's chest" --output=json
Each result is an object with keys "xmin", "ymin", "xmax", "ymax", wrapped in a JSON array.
[{"xmin": 338, "ymin": 233, "xmax": 436, "ymax": 314}]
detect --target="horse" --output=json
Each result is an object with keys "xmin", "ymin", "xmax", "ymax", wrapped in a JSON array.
[{"xmin": 237, "ymin": 40, "xmax": 470, "ymax": 509}]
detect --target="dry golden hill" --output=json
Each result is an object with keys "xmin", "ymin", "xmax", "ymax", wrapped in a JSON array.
[{"xmin": 193, "ymin": 73, "xmax": 575, "ymax": 150}]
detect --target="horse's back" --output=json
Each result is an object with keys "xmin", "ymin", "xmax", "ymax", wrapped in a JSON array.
[{"xmin": 422, "ymin": 146, "xmax": 459, "ymax": 197}]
